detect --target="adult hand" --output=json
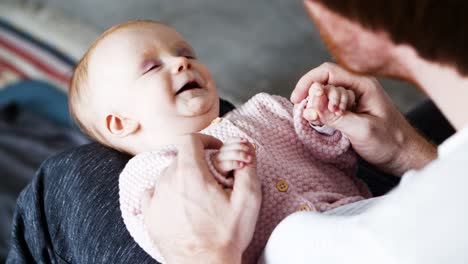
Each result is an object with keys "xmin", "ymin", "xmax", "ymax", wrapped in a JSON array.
[
  {"xmin": 292, "ymin": 62, "xmax": 437, "ymax": 176},
  {"xmin": 142, "ymin": 133, "xmax": 261, "ymax": 264}
]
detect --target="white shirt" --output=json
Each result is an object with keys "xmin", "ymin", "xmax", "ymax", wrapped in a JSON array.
[{"xmin": 262, "ymin": 125, "xmax": 468, "ymax": 264}]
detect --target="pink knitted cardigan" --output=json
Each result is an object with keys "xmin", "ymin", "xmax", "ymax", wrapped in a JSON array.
[{"xmin": 119, "ymin": 93, "xmax": 371, "ymax": 263}]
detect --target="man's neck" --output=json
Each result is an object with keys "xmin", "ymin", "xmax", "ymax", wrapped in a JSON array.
[{"xmin": 392, "ymin": 46, "xmax": 468, "ymax": 131}]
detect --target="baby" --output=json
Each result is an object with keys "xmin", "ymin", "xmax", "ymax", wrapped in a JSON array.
[{"xmin": 69, "ymin": 20, "xmax": 371, "ymax": 264}]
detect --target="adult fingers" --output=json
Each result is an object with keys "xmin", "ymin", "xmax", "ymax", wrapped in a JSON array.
[
  {"xmin": 291, "ymin": 62, "xmax": 370, "ymax": 104},
  {"xmin": 230, "ymin": 156, "xmax": 261, "ymax": 249},
  {"xmin": 347, "ymin": 89, "xmax": 356, "ymax": 108},
  {"xmin": 177, "ymin": 133, "xmax": 223, "ymax": 166},
  {"xmin": 174, "ymin": 133, "xmax": 223, "ymax": 189},
  {"xmin": 230, "ymin": 175, "xmax": 261, "ymax": 251},
  {"xmin": 140, "ymin": 187, "xmax": 155, "ymax": 214},
  {"xmin": 192, "ymin": 133, "xmax": 224, "ymax": 150},
  {"xmin": 230, "ymin": 153, "xmax": 261, "ymax": 209},
  {"xmin": 320, "ymin": 108, "xmax": 374, "ymax": 143}
]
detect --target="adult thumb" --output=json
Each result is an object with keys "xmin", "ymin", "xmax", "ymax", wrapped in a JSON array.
[
  {"xmin": 324, "ymin": 110, "xmax": 372, "ymax": 141},
  {"xmin": 231, "ymin": 157, "xmax": 261, "ymax": 210}
]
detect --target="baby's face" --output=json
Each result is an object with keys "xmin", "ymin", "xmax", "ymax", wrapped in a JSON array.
[{"xmin": 88, "ymin": 22, "xmax": 219, "ymax": 151}]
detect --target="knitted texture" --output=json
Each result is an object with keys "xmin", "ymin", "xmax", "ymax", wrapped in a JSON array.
[{"xmin": 119, "ymin": 93, "xmax": 372, "ymax": 263}]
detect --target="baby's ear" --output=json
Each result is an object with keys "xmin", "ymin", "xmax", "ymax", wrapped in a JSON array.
[{"xmin": 105, "ymin": 114, "xmax": 140, "ymax": 137}]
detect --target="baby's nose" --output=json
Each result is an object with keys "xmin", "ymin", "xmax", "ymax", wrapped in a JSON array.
[{"xmin": 172, "ymin": 57, "xmax": 191, "ymax": 74}]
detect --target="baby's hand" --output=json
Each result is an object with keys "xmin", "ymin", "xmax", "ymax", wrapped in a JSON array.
[
  {"xmin": 303, "ymin": 82, "xmax": 355, "ymax": 126},
  {"xmin": 212, "ymin": 137, "xmax": 255, "ymax": 176}
]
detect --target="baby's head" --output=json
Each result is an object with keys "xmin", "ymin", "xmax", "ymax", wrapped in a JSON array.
[{"xmin": 69, "ymin": 20, "xmax": 220, "ymax": 155}]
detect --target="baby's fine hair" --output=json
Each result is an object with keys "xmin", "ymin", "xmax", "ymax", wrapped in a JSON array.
[{"xmin": 68, "ymin": 20, "xmax": 163, "ymax": 145}]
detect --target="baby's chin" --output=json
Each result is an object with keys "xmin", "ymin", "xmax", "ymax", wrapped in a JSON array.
[{"xmin": 176, "ymin": 89, "xmax": 218, "ymax": 117}]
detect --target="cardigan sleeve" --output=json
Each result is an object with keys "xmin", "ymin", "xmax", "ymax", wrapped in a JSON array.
[{"xmin": 292, "ymin": 97, "xmax": 357, "ymax": 169}]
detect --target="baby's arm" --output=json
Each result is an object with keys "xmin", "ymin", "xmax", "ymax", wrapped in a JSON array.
[
  {"xmin": 211, "ymin": 137, "xmax": 255, "ymax": 177},
  {"xmin": 293, "ymin": 84, "xmax": 365, "ymax": 195},
  {"xmin": 292, "ymin": 82, "xmax": 358, "ymax": 166},
  {"xmin": 304, "ymin": 83, "xmax": 356, "ymax": 128}
]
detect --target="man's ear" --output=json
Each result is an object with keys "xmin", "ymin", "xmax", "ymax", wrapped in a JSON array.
[{"xmin": 105, "ymin": 114, "xmax": 140, "ymax": 138}]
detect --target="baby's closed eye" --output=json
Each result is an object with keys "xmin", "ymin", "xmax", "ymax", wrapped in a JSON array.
[{"xmin": 142, "ymin": 60, "xmax": 162, "ymax": 74}]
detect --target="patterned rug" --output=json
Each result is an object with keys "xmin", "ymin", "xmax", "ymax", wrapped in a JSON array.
[{"xmin": 0, "ymin": 18, "xmax": 74, "ymax": 92}]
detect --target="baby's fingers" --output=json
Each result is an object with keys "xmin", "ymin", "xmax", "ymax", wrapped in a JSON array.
[
  {"xmin": 220, "ymin": 141, "xmax": 252, "ymax": 154},
  {"xmin": 213, "ymin": 148, "xmax": 253, "ymax": 175},
  {"xmin": 215, "ymin": 160, "xmax": 246, "ymax": 173},
  {"xmin": 306, "ymin": 82, "xmax": 324, "ymax": 109},
  {"xmin": 336, "ymin": 87, "xmax": 348, "ymax": 113},
  {"xmin": 224, "ymin": 137, "xmax": 248, "ymax": 145},
  {"xmin": 303, "ymin": 83, "xmax": 328, "ymax": 125},
  {"xmin": 326, "ymin": 85, "xmax": 352, "ymax": 114},
  {"xmin": 326, "ymin": 86, "xmax": 340, "ymax": 113},
  {"xmin": 217, "ymin": 149, "xmax": 253, "ymax": 164}
]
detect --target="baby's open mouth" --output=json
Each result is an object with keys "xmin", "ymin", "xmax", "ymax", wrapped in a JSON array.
[{"xmin": 176, "ymin": 80, "xmax": 202, "ymax": 95}]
